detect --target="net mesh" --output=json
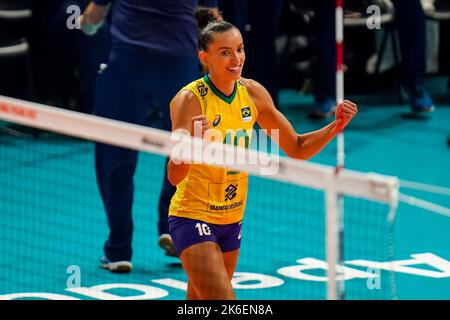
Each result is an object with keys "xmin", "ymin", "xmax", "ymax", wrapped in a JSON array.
[{"xmin": 0, "ymin": 96, "xmax": 398, "ymax": 300}]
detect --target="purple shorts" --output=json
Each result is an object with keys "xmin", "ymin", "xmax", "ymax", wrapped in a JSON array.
[{"xmin": 169, "ymin": 216, "xmax": 243, "ymax": 256}]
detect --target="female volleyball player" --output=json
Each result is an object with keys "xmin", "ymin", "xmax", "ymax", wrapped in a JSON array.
[{"xmin": 167, "ymin": 9, "xmax": 358, "ymax": 300}]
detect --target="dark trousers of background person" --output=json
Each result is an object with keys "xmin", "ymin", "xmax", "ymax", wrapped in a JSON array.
[
  {"xmin": 391, "ymin": 0, "xmax": 427, "ymax": 95},
  {"xmin": 312, "ymin": 0, "xmax": 427, "ymax": 102},
  {"xmin": 94, "ymin": 47, "xmax": 199, "ymax": 262},
  {"xmin": 218, "ymin": 0, "xmax": 284, "ymax": 105},
  {"xmin": 31, "ymin": 0, "xmax": 111, "ymax": 113},
  {"xmin": 311, "ymin": 0, "xmax": 335, "ymax": 104}
]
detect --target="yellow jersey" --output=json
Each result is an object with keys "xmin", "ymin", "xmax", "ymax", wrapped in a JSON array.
[{"xmin": 169, "ymin": 75, "xmax": 258, "ymax": 224}]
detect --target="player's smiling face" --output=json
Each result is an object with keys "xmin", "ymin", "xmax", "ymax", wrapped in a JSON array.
[{"xmin": 200, "ymin": 28, "xmax": 245, "ymax": 82}]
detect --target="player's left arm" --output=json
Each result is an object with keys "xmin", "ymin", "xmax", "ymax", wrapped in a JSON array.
[{"xmin": 246, "ymin": 79, "xmax": 357, "ymax": 160}]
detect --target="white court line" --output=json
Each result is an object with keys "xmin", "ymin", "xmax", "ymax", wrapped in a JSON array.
[
  {"xmin": 399, "ymin": 193, "xmax": 450, "ymax": 218},
  {"xmin": 400, "ymin": 180, "xmax": 450, "ymax": 196}
]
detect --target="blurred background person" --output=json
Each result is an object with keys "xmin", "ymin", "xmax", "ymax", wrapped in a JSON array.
[
  {"xmin": 0, "ymin": 0, "xmax": 111, "ymax": 136},
  {"xmin": 308, "ymin": 0, "xmax": 435, "ymax": 119},
  {"xmin": 79, "ymin": 0, "xmax": 220, "ymax": 273}
]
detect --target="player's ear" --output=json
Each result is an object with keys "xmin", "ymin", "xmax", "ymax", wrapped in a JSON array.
[{"xmin": 199, "ymin": 50, "xmax": 208, "ymax": 67}]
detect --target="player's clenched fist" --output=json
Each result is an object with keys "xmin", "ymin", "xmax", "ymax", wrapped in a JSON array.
[
  {"xmin": 191, "ymin": 115, "xmax": 210, "ymax": 138},
  {"xmin": 335, "ymin": 100, "xmax": 358, "ymax": 132}
]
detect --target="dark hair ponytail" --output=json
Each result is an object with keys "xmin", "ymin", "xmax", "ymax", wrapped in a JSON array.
[
  {"xmin": 195, "ymin": 8, "xmax": 217, "ymax": 30},
  {"xmin": 195, "ymin": 8, "xmax": 235, "ymax": 51}
]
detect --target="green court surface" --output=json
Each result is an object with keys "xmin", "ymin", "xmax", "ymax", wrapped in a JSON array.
[{"xmin": 0, "ymin": 80, "xmax": 449, "ymax": 300}]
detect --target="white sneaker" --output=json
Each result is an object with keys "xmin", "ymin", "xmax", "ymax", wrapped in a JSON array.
[
  {"xmin": 100, "ymin": 256, "xmax": 132, "ymax": 273},
  {"xmin": 158, "ymin": 234, "xmax": 178, "ymax": 257}
]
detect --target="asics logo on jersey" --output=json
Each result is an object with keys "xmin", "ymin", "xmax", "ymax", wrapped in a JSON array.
[
  {"xmin": 213, "ymin": 114, "xmax": 221, "ymax": 127},
  {"xmin": 225, "ymin": 184, "xmax": 238, "ymax": 201}
]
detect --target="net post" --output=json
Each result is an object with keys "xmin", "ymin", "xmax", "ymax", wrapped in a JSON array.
[
  {"xmin": 387, "ymin": 179, "xmax": 399, "ymax": 300},
  {"xmin": 335, "ymin": 0, "xmax": 346, "ymax": 300},
  {"xmin": 325, "ymin": 175, "xmax": 339, "ymax": 300}
]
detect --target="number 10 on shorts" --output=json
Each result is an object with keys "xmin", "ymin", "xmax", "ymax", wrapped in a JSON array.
[{"xmin": 195, "ymin": 223, "xmax": 211, "ymax": 236}]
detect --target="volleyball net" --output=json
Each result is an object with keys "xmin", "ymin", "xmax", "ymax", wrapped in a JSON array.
[{"xmin": 0, "ymin": 95, "xmax": 398, "ymax": 300}]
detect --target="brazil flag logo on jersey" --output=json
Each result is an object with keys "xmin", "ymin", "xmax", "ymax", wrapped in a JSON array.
[{"xmin": 241, "ymin": 106, "xmax": 252, "ymax": 122}]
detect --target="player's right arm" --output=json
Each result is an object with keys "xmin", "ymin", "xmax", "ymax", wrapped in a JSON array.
[{"xmin": 167, "ymin": 90, "xmax": 209, "ymax": 186}]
